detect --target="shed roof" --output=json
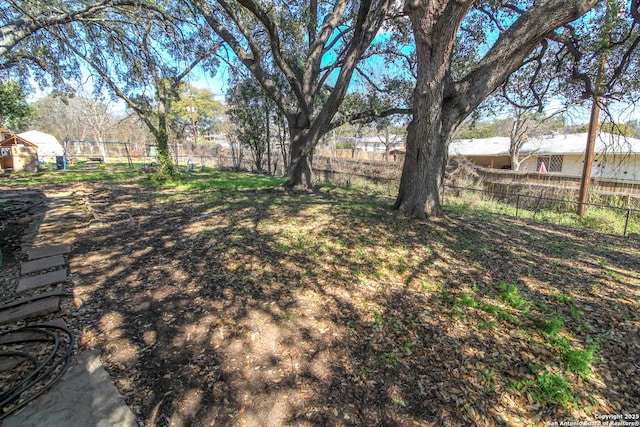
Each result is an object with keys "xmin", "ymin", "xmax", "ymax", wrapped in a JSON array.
[
  {"xmin": 450, "ymin": 132, "xmax": 640, "ymax": 157},
  {"xmin": 0, "ymin": 134, "xmax": 37, "ymax": 148}
]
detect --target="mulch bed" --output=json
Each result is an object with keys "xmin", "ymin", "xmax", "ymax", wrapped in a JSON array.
[{"xmin": 1, "ymin": 181, "xmax": 639, "ymax": 426}]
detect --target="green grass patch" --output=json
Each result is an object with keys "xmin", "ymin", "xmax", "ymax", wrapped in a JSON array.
[
  {"xmin": 161, "ymin": 170, "xmax": 285, "ymax": 191},
  {"xmin": 0, "ymin": 162, "xmax": 142, "ymax": 185},
  {"xmin": 445, "ymin": 287, "xmax": 481, "ymax": 319},
  {"xmin": 481, "ymin": 303, "xmax": 499, "ymax": 315},
  {"xmin": 530, "ymin": 372, "xmax": 576, "ymax": 408},
  {"xmin": 278, "ymin": 311, "xmax": 294, "ymax": 321},
  {"xmin": 457, "ymin": 293, "xmax": 478, "ymax": 309},
  {"xmin": 481, "ymin": 369, "xmax": 495, "ymax": 392},
  {"xmin": 0, "ymin": 165, "xmax": 286, "ymax": 192},
  {"xmin": 499, "ymin": 282, "xmax": 529, "ymax": 310},
  {"xmin": 477, "ymin": 320, "xmax": 495, "ymax": 330},
  {"xmin": 380, "ymin": 352, "xmax": 399, "ymax": 367},
  {"xmin": 603, "ymin": 268, "xmax": 623, "ymax": 283},
  {"xmin": 561, "ymin": 343, "xmax": 598, "ymax": 379},
  {"xmin": 513, "ymin": 369, "xmax": 576, "ymax": 408},
  {"xmin": 495, "ymin": 309, "xmax": 520, "ymax": 325},
  {"xmin": 538, "ymin": 315, "xmax": 565, "ymax": 337},
  {"xmin": 479, "ymin": 303, "xmax": 521, "ymax": 325},
  {"xmin": 554, "ymin": 292, "xmax": 574, "ymax": 305},
  {"xmin": 569, "ymin": 306, "xmax": 584, "ymax": 320},
  {"xmin": 578, "ymin": 208, "xmax": 631, "ymax": 234}
]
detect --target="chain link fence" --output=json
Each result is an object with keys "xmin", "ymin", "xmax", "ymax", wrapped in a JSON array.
[{"xmin": 443, "ymin": 184, "xmax": 640, "ymax": 236}]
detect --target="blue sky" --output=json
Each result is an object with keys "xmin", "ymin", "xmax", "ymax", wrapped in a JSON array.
[{"xmin": 189, "ymin": 64, "xmax": 228, "ymax": 102}]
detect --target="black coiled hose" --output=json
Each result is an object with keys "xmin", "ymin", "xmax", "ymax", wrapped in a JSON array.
[{"xmin": 0, "ymin": 324, "xmax": 76, "ymax": 420}]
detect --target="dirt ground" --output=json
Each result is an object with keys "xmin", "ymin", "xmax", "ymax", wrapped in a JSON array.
[{"xmin": 1, "ymin": 180, "xmax": 639, "ymax": 426}]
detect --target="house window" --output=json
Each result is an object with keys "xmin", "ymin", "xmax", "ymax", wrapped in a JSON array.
[{"xmin": 537, "ymin": 155, "xmax": 563, "ymax": 172}]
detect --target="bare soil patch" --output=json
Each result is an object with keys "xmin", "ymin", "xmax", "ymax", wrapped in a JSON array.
[{"xmin": 1, "ymin": 180, "xmax": 639, "ymax": 426}]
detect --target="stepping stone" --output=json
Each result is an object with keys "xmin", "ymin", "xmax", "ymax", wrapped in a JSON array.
[
  {"xmin": 0, "ymin": 343, "xmax": 40, "ymax": 371},
  {"xmin": 2, "ymin": 350, "xmax": 138, "ymax": 427},
  {"xmin": 21, "ymin": 232, "xmax": 38, "ymax": 243},
  {"xmin": 16, "ymin": 269, "xmax": 67, "ymax": 294},
  {"xmin": 33, "ymin": 223, "xmax": 79, "ymax": 234},
  {"xmin": 39, "ymin": 219, "xmax": 78, "ymax": 227},
  {"xmin": 0, "ymin": 296, "xmax": 60, "ymax": 324},
  {"xmin": 21, "ymin": 254, "xmax": 66, "ymax": 275},
  {"xmin": 48, "ymin": 192, "xmax": 77, "ymax": 199},
  {"xmin": 0, "ymin": 288, "xmax": 66, "ymax": 311},
  {"xmin": 43, "ymin": 211, "xmax": 83, "ymax": 220},
  {"xmin": 0, "ymin": 318, "xmax": 68, "ymax": 344},
  {"xmin": 25, "ymin": 244, "xmax": 71, "ymax": 260},
  {"xmin": 39, "ymin": 235, "xmax": 75, "ymax": 246},
  {"xmin": 15, "ymin": 216, "xmax": 36, "ymax": 225}
]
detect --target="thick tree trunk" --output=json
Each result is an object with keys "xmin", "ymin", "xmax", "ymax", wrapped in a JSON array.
[
  {"xmin": 284, "ymin": 128, "xmax": 315, "ymax": 190},
  {"xmin": 510, "ymin": 151, "xmax": 521, "ymax": 171},
  {"xmin": 156, "ymin": 106, "xmax": 175, "ymax": 176},
  {"xmin": 393, "ymin": 1, "xmax": 465, "ymax": 218},
  {"xmin": 393, "ymin": 120, "xmax": 451, "ymax": 219}
]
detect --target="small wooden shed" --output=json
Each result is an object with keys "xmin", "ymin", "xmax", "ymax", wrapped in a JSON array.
[{"xmin": 0, "ymin": 134, "xmax": 39, "ymax": 173}]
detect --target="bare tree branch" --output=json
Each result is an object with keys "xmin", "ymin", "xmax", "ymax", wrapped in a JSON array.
[
  {"xmin": 329, "ymin": 107, "xmax": 412, "ymax": 131},
  {"xmin": 451, "ymin": 0, "xmax": 599, "ymax": 120}
]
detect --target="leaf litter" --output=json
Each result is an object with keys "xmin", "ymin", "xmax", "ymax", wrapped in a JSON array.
[{"xmin": 1, "ymin": 181, "xmax": 638, "ymax": 426}]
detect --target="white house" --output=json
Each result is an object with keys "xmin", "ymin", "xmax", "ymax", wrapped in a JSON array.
[
  {"xmin": 17, "ymin": 130, "xmax": 65, "ymax": 162},
  {"xmin": 450, "ymin": 132, "xmax": 640, "ymax": 181}
]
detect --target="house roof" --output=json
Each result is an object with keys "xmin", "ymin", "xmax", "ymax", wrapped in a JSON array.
[
  {"xmin": 17, "ymin": 130, "xmax": 64, "ymax": 156},
  {"xmin": 450, "ymin": 132, "xmax": 640, "ymax": 157},
  {"xmin": 450, "ymin": 136, "xmax": 511, "ymax": 156}
]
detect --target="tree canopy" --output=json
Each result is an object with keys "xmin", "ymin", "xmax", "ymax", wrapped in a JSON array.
[
  {"xmin": 0, "ymin": 80, "xmax": 32, "ymax": 131},
  {"xmin": 0, "ymin": 0, "xmax": 159, "ymax": 91},
  {"xmin": 169, "ymin": 84, "xmax": 225, "ymax": 144}
]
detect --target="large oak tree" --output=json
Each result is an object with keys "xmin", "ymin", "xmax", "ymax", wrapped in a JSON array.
[
  {"xmin": 192, "ymin": 0, "xmax": 399, "ymax": 189},
  {"xmin": 393, "ymin": 0, "xmax": 635, "ymax": 219}
]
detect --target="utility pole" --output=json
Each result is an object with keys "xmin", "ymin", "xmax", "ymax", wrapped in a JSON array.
[
  {"xmin": 577, "ymin": 1, "xmax": 618, "ymax": 216},
  {"xmin": 577, "ymin": 96, "xmax": 601, "ymax": 216}
]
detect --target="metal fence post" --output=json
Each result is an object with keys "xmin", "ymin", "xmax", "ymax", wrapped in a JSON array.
[
  {"xmin": 516, "ymin": 195, "xmax": 520, "ymax": 218},
  {"xmin": 624, "ymin": 208, "xmax": 631, "ymax": 236}
]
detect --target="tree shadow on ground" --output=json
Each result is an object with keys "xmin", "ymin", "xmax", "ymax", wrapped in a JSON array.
[{"xmin": 67, "ymin": 182, "xmax": 640, "ymax": 426}]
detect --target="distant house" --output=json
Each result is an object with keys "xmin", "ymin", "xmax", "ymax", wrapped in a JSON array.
[
  {"xmin": 449, "ymin": 132, "xmax": 640, "ymax": 181},
  {"xmin": 17, "ymin": 130, "xmax": 64, "ymax": 163}
]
